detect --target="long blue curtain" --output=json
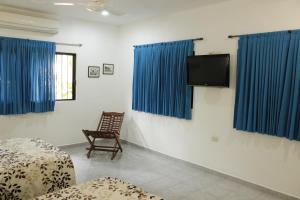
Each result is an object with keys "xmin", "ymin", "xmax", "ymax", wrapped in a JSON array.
[
  {"xmin": 0, "ymin": 37, "xmax": 56, "ymax": 115},
  {"xmin": 234, "ymin": 30, "xmax": 300, "ymax": 141},
  {"xmin": 132, "ymin": 40, "xmax": 193, "ymax": 120}
]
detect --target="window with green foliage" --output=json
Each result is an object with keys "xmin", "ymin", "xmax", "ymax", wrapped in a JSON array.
[{"xmin": 54, "ymin": 53, "xmax": 76, "ymax": 100}]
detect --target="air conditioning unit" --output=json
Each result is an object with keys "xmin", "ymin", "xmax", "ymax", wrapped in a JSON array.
[{"xmin": 0, "ymin": 11, "xmax": 59, "ymax": 34}]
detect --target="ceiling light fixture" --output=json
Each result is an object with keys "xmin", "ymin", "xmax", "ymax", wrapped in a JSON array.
[
  {"xmin": 54, "ymin": 2, "xmax": 74, "ymax": 6},
  {"xmin": 101, "ymin": 10, "xmax": 109, "ymax": 16}
]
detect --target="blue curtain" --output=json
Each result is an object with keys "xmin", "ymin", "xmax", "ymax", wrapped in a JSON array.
[
  {"xmin": 234, "ymin": 30, "xmax": 300, "ymax": 141},
  {"xmin": 0, "ymin": 37, "xmax": 56, "ymax": 115},
  {"xmin": 132, "ymin": 40, "xmax": 193, "ymax": 120}
]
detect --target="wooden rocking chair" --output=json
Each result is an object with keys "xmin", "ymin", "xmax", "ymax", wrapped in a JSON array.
[{"xmin": 82, "ymin": 112, "xmax": 125, "ymax": 160}]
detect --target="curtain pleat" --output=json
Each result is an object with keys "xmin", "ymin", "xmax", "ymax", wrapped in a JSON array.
[
  {"xmin": 132, "ymin": 40, "xmax": 193, "ymax": 120},
  {"xmin": 0, "ymin": 37, "xmax": 56, "ymax": 115},
  {"xmin": 234, "ymin": 31, "xmax": 300, "ymax": 141}
]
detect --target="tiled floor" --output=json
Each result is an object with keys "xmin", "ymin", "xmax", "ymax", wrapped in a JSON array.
[{"xmin": 61, "ymin": 141, "xmax": 293, "ymax": 200}]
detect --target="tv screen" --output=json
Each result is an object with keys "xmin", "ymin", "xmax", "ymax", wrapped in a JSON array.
[{"xmin": 187, "ymin": 54, "xmax": 230, "ymax": 87}]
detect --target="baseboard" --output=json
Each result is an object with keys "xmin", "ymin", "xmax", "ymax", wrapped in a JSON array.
[
  {"xmin": 58, "ymin": 141, "xmax": 88, "ymax": 149},
  {"xmin": 121, "ymin": 140, "xmax": 300, "ymax": 200},
  {"xmin": 60, "ymin": 140, "xmax": 299, "ymax": 200},
  {"xmin": 58, "ymin": 139, "xmax": 111, "ymax": 149}
]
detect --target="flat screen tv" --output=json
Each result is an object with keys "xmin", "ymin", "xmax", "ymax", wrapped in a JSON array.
[{"xmin": 187, "ymin": 54, "xmax": 230, "ymax": 87}]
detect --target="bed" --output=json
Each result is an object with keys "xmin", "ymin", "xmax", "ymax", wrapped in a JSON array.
[
  {"xmin": 0, "ymin": 138, "xmax": 76, "ymax": 200},
  {"xmin": 35, "ymin": 177, "xmax": 163, "ymax": 200}
]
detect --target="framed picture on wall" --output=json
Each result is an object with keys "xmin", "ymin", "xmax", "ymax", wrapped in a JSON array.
[
  {"xmin": 88, "ymin": 66, "xmax": 100, "ymax": 78},
  {"xmin": 103, "ymin": 63, "xmax": 114, "ymax": 75}
]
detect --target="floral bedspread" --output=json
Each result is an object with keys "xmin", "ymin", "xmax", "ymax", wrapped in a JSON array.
[
  {"xmin": 35, "ymin": 177, "xmax": 163, "ymax": 200},
  {"xmin": 0, "ymin": 138, "xmax": 75, "ymax": 200}
]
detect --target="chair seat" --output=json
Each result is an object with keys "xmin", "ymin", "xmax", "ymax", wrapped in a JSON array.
[{"xmin": 84, "ymin": 130, "xmax": 117, "ymax": 139}]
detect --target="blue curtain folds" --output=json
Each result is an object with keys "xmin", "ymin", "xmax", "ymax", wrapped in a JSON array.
[
  {"xmin": 234, "ymin": 31, "xmax": 300, "ymax": 141},
  {"xmin": 0, "ymin": 37, "xmax": 56, "ymax": 115},
  {"xmin": 132, "ymin": 40, "xmax": 193, "ymax": 120}
]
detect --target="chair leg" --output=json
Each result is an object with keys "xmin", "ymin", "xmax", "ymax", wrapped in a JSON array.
[
  {"xmin": 111, "ymin": 141, "xmax": 118, "ymax": 160},
  {"xmin": 87, "ymin": 148, "xmax": 92, "ymax": 158},
  {"xmin": 82, "ymin": 130, "xmax": 97, "ymax": 159},
  {"xmin": 87, "ymin": 138, "xmax": 95, "ymax": 158},
  {"xmin": 115, "ymin": 137, "xmax": 123, "ymax": 152},
  {"xmin": 111, "ymin": 137, "xmax": 123, "ymax": 160}
]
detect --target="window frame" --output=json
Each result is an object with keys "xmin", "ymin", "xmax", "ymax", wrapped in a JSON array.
[{"xmin": 55, "ymin": 52, "xmax": 77, "ymax": 101}]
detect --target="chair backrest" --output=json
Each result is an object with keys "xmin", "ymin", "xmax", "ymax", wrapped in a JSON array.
[{"xmin": 97, "ymin": 112, "xmax": 125, "ymax": 134}]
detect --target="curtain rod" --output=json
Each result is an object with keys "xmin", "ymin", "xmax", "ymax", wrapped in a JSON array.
[
  {"xmin": 0, "ymin": 35, "xmax": 82, "ymax": 47},
  {"xmin": 193, "ymin": 37, "xmax": 204, "ymax": 41},
  {"xmin": 228, "ymin": 30, "xmax": 293, "ymax": 39},
  {"xmin": 56, "ymin": 42, "xmax": 82, "ymax": 47},
  {"xmin": 133, "ymin": 37, "xmax": 204, "ymax": 47}
]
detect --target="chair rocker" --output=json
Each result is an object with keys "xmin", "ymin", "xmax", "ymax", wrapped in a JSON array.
[{"xmin": 82, "ymin": 112, "xmax": 125, "ymax": 160}]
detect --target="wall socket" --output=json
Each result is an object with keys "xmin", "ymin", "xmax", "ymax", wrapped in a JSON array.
[{"xmin": 211, "ymin": 136, "xmax": 219, "ymax": 142}]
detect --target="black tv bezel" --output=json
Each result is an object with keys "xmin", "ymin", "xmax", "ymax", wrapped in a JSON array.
[{"xmin": 187, "ymin": 54, "xmax": 230, "ymax": 88}]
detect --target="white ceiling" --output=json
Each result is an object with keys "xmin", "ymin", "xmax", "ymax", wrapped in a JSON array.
[{"xmin": 0, "ymin": 0, "xmax": 230, "ymax": 25}]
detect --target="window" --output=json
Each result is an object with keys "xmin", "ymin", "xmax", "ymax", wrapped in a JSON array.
[{"xmin": 54, "ymin": 53, "xmax": 76, "ymax": 100}]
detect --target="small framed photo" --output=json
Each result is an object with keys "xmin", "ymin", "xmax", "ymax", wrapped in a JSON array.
[
  {"xmin": 103, "ymin": 63, "xmax": 114, "ymax": 75},
  {"xmin": 88, "ymin": 66, "xmax": 100, "ymax": 78}
]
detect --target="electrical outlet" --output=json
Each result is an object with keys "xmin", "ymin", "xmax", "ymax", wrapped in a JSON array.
[{"xmin": 211, "ymin": 136, "xmax": 219, "ymax": 142}]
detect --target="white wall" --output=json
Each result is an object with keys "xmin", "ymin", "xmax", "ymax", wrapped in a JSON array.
[
  {"xmin": 119, "ymin": 0, "xmax": 300, "ymax": 198},
  {"xmin": 0, "ymin": 18, "xmax": 127, "ymax": 146}
]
